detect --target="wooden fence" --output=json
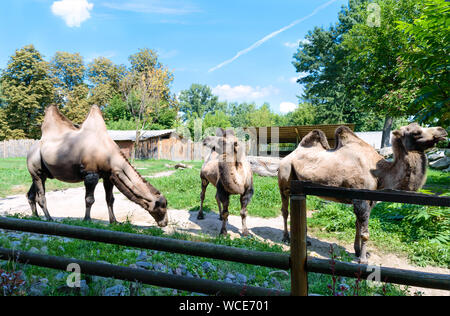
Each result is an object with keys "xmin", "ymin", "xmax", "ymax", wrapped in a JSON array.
[
  {"xmin": 0, "ymin": 139, "xmax": 38, "ymax": 159},
  {"xmin": 0, "ymin": 182, "xmax": 449, "ymax": 296}
]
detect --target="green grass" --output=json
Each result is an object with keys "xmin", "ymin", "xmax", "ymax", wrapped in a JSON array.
[
  {"xmin": 1, "ymin": 157, "xmax": 449, "ymax": 269},
  {"xmin": 0, "ymin": 216, "xmax": 407, "ymax": 296}
]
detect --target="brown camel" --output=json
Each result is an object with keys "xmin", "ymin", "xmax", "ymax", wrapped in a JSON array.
[
  {"xmin": 26, "ymin": 105, "xmax": 168, "ymax": 227},
  {"xmin": 279, "ymin": 123, "xmax": 447, "ymax": 263},
  {"xmin": 197, "ymin": 129, "xmax": 254, "ymax": 236}
]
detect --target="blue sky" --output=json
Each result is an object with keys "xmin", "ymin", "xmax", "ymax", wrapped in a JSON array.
[{"xmin": 0, "ymin": 0, "xmax": 347, "ymax": 113}]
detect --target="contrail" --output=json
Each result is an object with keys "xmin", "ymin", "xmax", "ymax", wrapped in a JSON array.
[{"xmin": 208, "ymin": 0, "xmax": 339, "ymax": 72}]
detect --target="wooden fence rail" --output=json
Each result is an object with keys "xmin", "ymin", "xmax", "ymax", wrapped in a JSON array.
[
  {"xmin": 289, "ymin": 181, "xmax": 450, "ymax": 295},
  {"xmin": 0, "ymin": 181, "xmax": 449, "ymax": 296}
]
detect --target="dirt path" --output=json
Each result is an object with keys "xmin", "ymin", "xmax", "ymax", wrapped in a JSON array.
[{"xmin": 0, "ymin": 185, "xmax": 448, "ymax": 296}]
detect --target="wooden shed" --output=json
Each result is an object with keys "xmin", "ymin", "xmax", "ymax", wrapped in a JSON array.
[
  {"xmin": 245, "ymin": 124, "xmax": 355, "ymax": 157},
  {"xmin": 108, "ymin": 130, "xmax": 176, "ymax": 160}
]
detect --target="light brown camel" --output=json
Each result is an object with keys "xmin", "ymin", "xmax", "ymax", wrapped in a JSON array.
[
  {"xmin": 26, "ymin": 105, "xmax": 168, "ymax": 227},
  {"xmin": 197, "ymin": 129, "xmax": 254, "ymax": 236},
  {"xmin": 279, "ymin": 123, "xmax": 447, "ymax": 263}
]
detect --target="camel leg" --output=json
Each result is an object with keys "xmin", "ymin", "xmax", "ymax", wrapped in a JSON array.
[
  {"xmin": 103, "ymin": 177, "xmax": 117, "ymax": 224},
  {"xmin": 240, "ymin": 186, "xmax": 254, "ymax": 237},
  {"xmin": 280, "ymin": 188, "xmax": 290, "ymax": 243},
  {"xmin": 216, "ymin": 181, "xmax": 230, "ymax": 236},
  {"xmin": 83, "ymin": 173, "xmax": 99, "ymax": 222},
  {"xmin": 34, "ymin": 176, "xmax": 53, "ymax": 221},
  {"xmin": 215, "ymin": 193, "xmax": 223, "ymax": 220},
  {"xmin": 353, "ymin": 200, "xmax": 372, "ymax": 264},
  {"xmin": 27, "ymin": 182, "xmax": 38, "ymax": 218},
  {"xmin": 197, "ymin": 178, "xmax": 209, "ymax": 220}
]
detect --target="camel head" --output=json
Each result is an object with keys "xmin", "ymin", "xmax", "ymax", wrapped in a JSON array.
[
  {"xmin": 392, "ymin": 123, "xmax": 447, "ymax": 152},
  {"xmin": 212, "ymin": 129, "xmax": 246, "ymax": 163}
]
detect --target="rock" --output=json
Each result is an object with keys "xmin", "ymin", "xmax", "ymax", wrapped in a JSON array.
[
  {"xmin": 247, "ymin": 156, "xmax": 280, "ymax": 177},
  {"xmin": 427, "ymin": 150, "xmax": 445, "ymax": 162},
  {"xmin": 236, "ymin": 273, "xmax": 247, "ymax": 284},
  {"xmin": 201, "ymin": 261, "xmax": 216, "ymax": 273},
  {"xmin": 40, "ymin": 246, "xmax": 48, "ymax": 254},
  {"xmin": 29, "ymin": 247, "xmax": 40, "ymax": 253},
  {"xmin": 429, "ymin": 157, "xmax": 450, "ymax": 170},
  {"xmin": 55, "ymin": 272, "xmax": 68, "ymax": 281},
  {"xmin": 29, "ymin": 281, "xmax": 48, "ymax": 296},
  {"xmin": 103, "ymin": 284, "xmax": 129, "ymax": 296},
  {"xmin": 379, "ymin": 147, "xmax": 393, "ymax": 159},
  {"xmin": 135, "ymin": 261, "xmax": 153, "ymax": 269},
  {"xmin": 153, "ymin": 263, "xmax": 167, "ymax": 272},
  {"xmin": 225, "ymin": 273, "xmax": 236, "ymax": 280},
  {"xmin": 224, "ymin": 278, "xmax": 233, "ymax": 283},
  {"xmin": 136, "ymin": 251, "xmax": 148, "ymax": 261},
  {"xmin": 445, "ymin": 149, "xmax": 450, "ymax": 157}
]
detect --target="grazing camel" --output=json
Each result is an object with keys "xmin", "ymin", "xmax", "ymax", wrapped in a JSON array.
[
  {"xmin": 197, "ymin": 129, "xmax": 254, "ymax": 236},
  {"xmin": 26, "ymin": 105, "xmax": 168, "ymax": 227},
  {"xmin": 279, "ymin": 123, "xmax": 447, "ymax": 263}
]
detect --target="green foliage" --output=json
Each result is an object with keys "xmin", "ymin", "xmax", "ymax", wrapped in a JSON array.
[
  {"xmin": 396, "ymin": 0, "xmax": 450, "ymax": 126},
  {"xmin": 0, "ymin": 45, "xmax": 55, "ymax": 139},
  {"xmin": 179, "ymin": 84, "xmax": 226, "ymax": 121}
]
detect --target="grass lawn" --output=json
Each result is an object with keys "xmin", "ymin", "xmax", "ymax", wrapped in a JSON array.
[
  {"xmin": 0, "ymin": 216, "xmax": 407, "ymax": 296},
  {"xmin": 1, "ymin": 157, "xmax": 449, "ymax": 269}
]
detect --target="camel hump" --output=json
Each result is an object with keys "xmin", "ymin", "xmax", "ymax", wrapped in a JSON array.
[
  {"xmin": 300, "ymin": 129, "xmax": 330, "ymax": 149},
  {"xmin": 41, "ymin": 104, "xmax": 79, "ymax": 135},
  {"xmin": 334, "ymin": 126, "xmax": 361, "ymax": 148},
  {"xmin": 81, "ymin": 105, "xmax": 107, "ymax": 132}
]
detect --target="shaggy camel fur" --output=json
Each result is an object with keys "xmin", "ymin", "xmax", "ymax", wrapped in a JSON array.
[
  {"xmin": 279, "ymin": 123, "xmax": 447, "ymax": 263},
  {"xmin": 198, "ymin": 129, "xmax": 254, "ymax": 236},
  {"xmin": 26, "ymin": 105, "xmax": 168, "ymax": 227}
]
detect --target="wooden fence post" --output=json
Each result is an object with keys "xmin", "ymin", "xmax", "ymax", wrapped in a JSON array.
[{"xmin": 290, "ymin": 194, "xmax": 308, "ymax": 296}]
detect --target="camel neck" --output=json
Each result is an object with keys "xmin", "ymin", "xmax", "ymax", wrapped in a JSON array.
[{"xmin": 379, "ymin": 140, "xmax": 428, "ymax": 191}]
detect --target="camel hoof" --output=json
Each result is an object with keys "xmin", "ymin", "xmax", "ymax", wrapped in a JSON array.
[
  {"xmin": 358, "ymin": 258, "xmax": 369, "ymax": 265},
  {"xmin": 242, "ymin": 230, "xmax": 249, "ymax": 237},
  {"xmin": 83, "ymin": 217, "xmax": 91, "ymax": 222},
  {"xmin": 197, "ymin": 213, "xmax": 205, "ymax": 220},
  {"xmin": 282, "ymin": 235, "xmax": 290, "ymax": 244},
  {"xmin": 220, "ymin": 229, "xmax": 228, "ymax": 236},
  {"xmin": 46, "ymin": 217, "xmax": 54, "ymax": 222}
]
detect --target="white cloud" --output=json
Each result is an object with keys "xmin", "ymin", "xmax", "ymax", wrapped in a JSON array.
[
  {"xmin": 283, "ymin": 39, "xmax": 311, "ymax": 49},
  {"xmin": 212, "ymin": 84, "xmax": 279, "ymax": 102},
  {"xmin": 279, "ymin": 102, "xmax": 297, "ymax": 114},
  {"xmin": 51, "ymin": 0, "xmax": 94, "ymax": 27}
]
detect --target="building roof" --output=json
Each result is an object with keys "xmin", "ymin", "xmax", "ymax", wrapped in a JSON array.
[
  {"xmin": 107, "ymin": 129, "xmax": 175, "ymax": 141},
  {"xmin": 246, "ymin": 124, "xmax": 355, "ymax": 144}
]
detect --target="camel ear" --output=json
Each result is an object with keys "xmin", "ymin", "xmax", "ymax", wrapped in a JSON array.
[
  {"xmin": 392, "ymin": 129, "xmax": 404, "ymax": 138},
  {"xmin": 216, "ymin": 128, "xmax": 225, "ymax": 137}
]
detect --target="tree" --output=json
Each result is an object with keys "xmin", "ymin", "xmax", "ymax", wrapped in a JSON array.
[
  {"xmin": 51, "ymin": 52, "xmax": 85, "ymax": 91},
  {"xmin": 227, "ymin": 102, "xmax": 256, "ymax": 128},
  {"xmin": 87, "ymin": 57, "xmax": 126, "ymax": 108},
  {"xmin": 341, "ymin": 0, "xmax": 423, "ymax": 147},
  {"xmin": 0, "ymin": 45, "xmax": 55, "ymax": 138},
  {"xmin": 179, "ymin": 84, "xmax": 226, "ymax": 121},
  {"xmin": 397, "ymin": 0, "xmax": 449, "ymax": 126},
  {"xmin": 248, "ymin": 103, "xmax": 274, "ymax": 127},
  {"xmin": 121, "ymin": 49, "xmax": 176, "ymax": 157}
]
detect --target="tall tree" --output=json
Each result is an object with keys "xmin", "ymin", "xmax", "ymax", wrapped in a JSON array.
[
  {"xmin": 342, "ymin": 0, "xmax": 423, "ymax": 147},
  {"xmin": 87, "ymin": 56, "xmax": 126, "ymax": 108},
  {"xmin": 293, "ymin": 0, "xmax": 383, "ymax": 132},
  {"xmin": 179, "ymin": 84, "xmax": 226, "ymax": 121},
  {"xmin": 50, "ymin": 51, "xmax": 90, "ymax": 123},
  {"xmin": 121, "ymin": 49, "xmax": 176, "ymax": 157},
  {"xmin": 397, "ymin": 0, "xmax": 449, "ymax": 126},
  {"xmin": 0, "ymin": 45, "xmax": 55, "ymax": 138}
]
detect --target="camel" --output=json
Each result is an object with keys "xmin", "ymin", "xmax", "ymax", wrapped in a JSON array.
[
  {"xmin": 26, "ymin": 105, "xmax": 168, "ymax": 227},
  {"xmin": 197, "ymin": 129, "xmax": 254, "ymax": 236},
  {"xmin": 278, "ymin": 123, "xmax": 447, "ymax": 263}
]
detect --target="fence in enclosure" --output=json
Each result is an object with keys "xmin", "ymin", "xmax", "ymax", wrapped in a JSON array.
[
  {"xmin": 0, "ymin": 181, "xmax": 449, "ymax": 296},
  {"xmin": 0, "ymin": 139, "xmax": 39, "ymax": 158}
]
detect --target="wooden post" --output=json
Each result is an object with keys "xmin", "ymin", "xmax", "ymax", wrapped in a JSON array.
[{"xmin": 290, "ymin": 194, "xmax": 308, "ymax": 296}]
